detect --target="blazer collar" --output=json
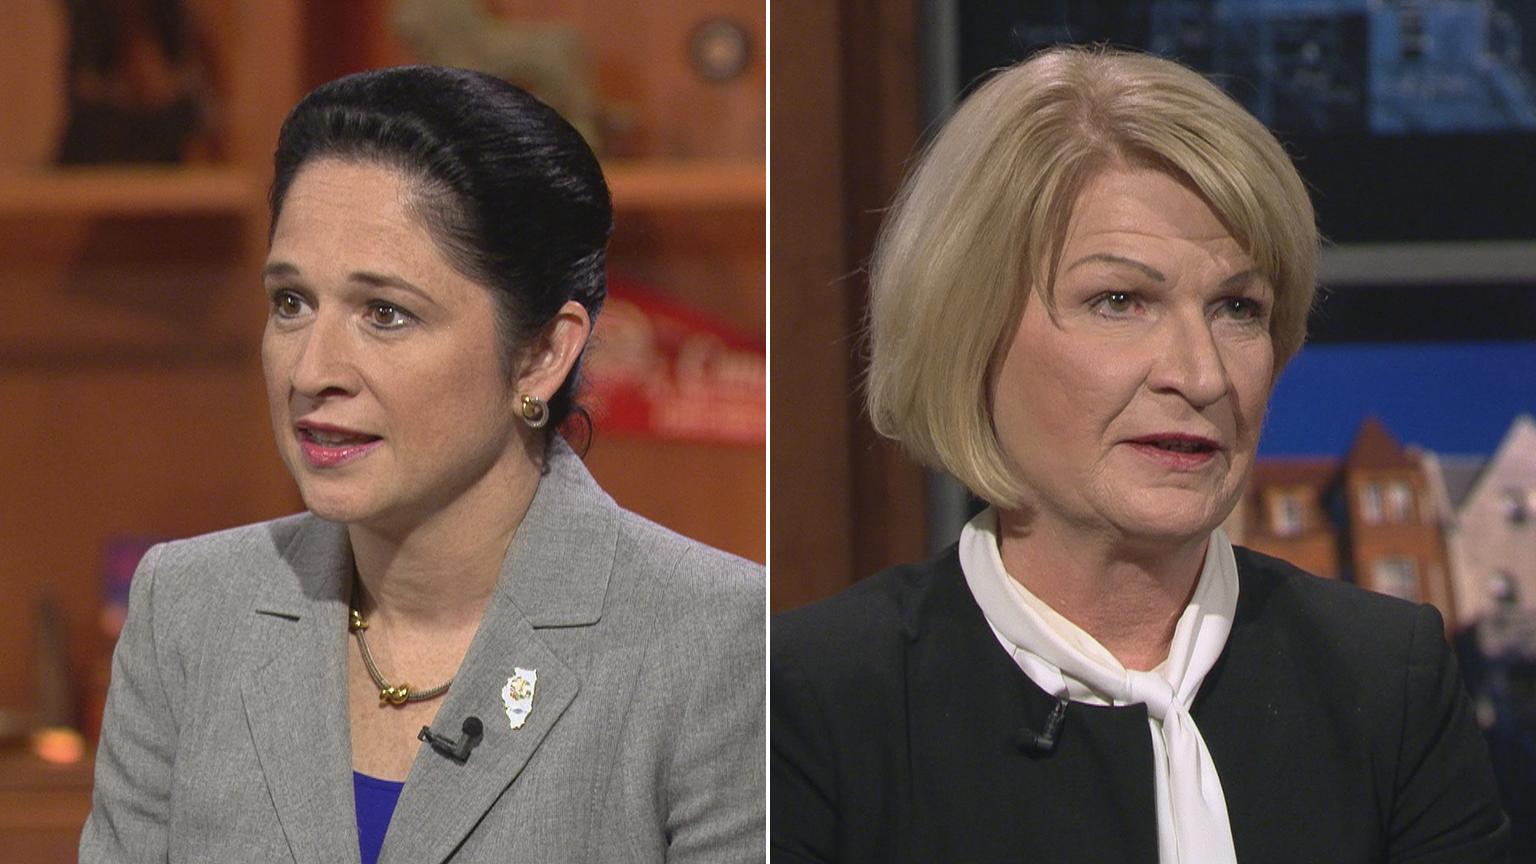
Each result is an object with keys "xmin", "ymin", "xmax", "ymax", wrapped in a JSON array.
[
  {"xmin": 895, "ymin": 549, "xmax": 1064, "ymax": 854},
  {"xmin": 243, "ymin": 438, "xmax": 618, "ymax": 626},
  {"xmin": 493, "ymin": 437, "xmax": 617, "ymax": 627},
  {"xmin": 896, "ymin": 548, "xmax": 1160, "ymax": 859},
  {"xmin": 382, "ymin": 583, "xmax": 582, "ymax": 864},
  {"xmin": 898, "ymin": 546, "xmax": 1060, "ymax": 727},
  {"xmin": 240, "ymin": 515, "xmax": 359, "ymax": 864},
  {"xmin": 236, "ymin": 439, "xmax": 619, "ymax": 864},
  {"xmin": 385, "ymin": 441, "xmax": 614, "ymax": 862}
]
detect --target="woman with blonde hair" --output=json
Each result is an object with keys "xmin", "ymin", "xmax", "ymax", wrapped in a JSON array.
[{"xmin": 772, "ymin": 46, "xmax": 1506, "ymax": 863}]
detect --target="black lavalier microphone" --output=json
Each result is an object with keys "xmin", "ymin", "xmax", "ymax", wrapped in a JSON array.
[
  {"xmin": 419, "ymin": 716, "xmax": 484, "ymax": 763},
  {"xmin": 1016, "ymin": 696, "xmax": 1069, "ymax": 755}
]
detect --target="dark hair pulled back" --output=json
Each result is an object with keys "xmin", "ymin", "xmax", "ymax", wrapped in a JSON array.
[{"xmin": 269, "ymin": 65, "xmax": 612, "ymax": 434}]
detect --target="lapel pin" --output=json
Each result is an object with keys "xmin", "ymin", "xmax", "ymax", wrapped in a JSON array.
[{"xmin": 501, "ymin": 668, "xmax": 537, "ymax": 730}]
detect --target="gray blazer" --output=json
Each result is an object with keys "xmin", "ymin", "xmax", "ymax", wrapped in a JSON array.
[{"xmin": 80, "ymin": 443, "xmax": 765, "ymax": 863}]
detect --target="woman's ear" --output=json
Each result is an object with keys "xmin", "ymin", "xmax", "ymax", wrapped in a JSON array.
[{"xmin": 516, "ymin": 300, "xmax": 592, "ymax": 401}]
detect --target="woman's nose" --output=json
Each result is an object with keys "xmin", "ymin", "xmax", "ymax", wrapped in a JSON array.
[
  {"xmin": 288, "ymin": 315, "xmax": 358, "ymax": 398},
  {"xmin": 1147, "ymin": 313, "xmax": 1230, "ymax": 408}
]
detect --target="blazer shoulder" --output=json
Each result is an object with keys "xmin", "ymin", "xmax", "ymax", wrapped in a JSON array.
[
  {"xmin": 605, "ymin": 509, "xmax": 765, "ymax": 662},
  {"xmin": 613, "ymin": 507, "xmax": 763, "ymax": 603},
  {"xmin": 150, "ymin": 513, "xmax": 312, "ymax": 566},
  {"xmin": 111, "ymin": 513, "xmax": 331, "ymax": 702},
  {"xmin": 1232, "ymin": 544, "xmax": 1432, "ymax": 636},
  {"xmin": 132, "ymin": 513, "xmax": 316, "ymax": 607},
  {"xmin": 1227, "ymin": 545, "xmax": 1449, "ymax": 700},
  {"xmin": 772, "ymin": 551, "xmax": 956, "ymax": 680},
  {"xmin": 1221, "ymin": 549, "xmax": 1508, "ymax": 860}
]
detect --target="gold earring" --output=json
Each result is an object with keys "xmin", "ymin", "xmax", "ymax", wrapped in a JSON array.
[{"xmin": 520, "ymin": 394, "xmax": 549, "ymax": 429}]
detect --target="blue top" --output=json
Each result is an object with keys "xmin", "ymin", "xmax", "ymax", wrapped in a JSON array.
[{"xmin": 353, "ymin": 771, "xmax": 405, "ymax": 864}]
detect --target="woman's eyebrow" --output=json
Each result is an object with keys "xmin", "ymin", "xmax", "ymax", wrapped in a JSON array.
[
  {"xmin": 1220, "ymin": 268, "xmax": 1264, "ymax": 290},
  {"xmin": 350, "ymin": 270, "xmax": 438, "ymax": 306},
  {"xmin": 262, "ymin": 261, "xmax": 301, "ymax": 281},
  {"xmin": 1064, "ymin": 255, "xmax": 1264, "ymax": 291},
  {"xmin": 1063, "ymin": 252, "xmax": 1165, "ymax": 282},
  {"xmin": 260, "ymin": 262, "xmax": 439, "ymax": 307}
]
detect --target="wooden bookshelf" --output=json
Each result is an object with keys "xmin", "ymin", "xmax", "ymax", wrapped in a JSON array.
[
  {"xmin": 1, "ymin": 7, "xmax": 763, "ymax": 856},
  {"xmin": 0, "ymin": 160, "xmax": 763, "ymax": 217},
  {"xmin": 606, "ymin": 159, "xmax": 764, "ymax": 211},
  {"xmin": 0, "ymin": 167, "xmax": 261, "ymax": 217},
  {"xmin": 0, "ymin": 748, "xmax": 92, "ymax": 861}
]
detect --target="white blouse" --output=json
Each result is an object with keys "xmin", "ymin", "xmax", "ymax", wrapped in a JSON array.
[{"xmin": 958, "ymin": 508, "xmax": 1240, "ymax": 864}]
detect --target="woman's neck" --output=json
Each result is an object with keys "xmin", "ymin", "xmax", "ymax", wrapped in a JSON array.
[
  {"xmin": 347, "ymin": 446, "xmax": 543, "ymax": 631},
  {"xmin": 993, "ymin": 510, "xmax": 1209, "ymax": 671}
]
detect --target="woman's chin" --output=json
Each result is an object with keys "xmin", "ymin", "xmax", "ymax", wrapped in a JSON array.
[
  {"xmin": 1104, "ymin": 494, "xmax": 1232, "ymax": 548},
  {"xmin": 301, "ymin": 500, "xmax": 365, "ymax": 526},
  {"xmin": 294, "ymin": 487, "xmax": 376, "ymax": 526}
]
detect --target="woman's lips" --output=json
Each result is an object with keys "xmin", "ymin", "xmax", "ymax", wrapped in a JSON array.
[
  {"xmin": 296, "ymin": 426, "xmax": 382, "ymax": 468},
  {"xmin": 1124, "ymin": 436, "xmax": 1221, "ymax": 471}
]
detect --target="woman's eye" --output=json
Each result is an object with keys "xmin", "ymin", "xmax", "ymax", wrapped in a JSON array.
[
  {"xmin": 367, "ymin": 302, "xmax": 413, "ymax": 329},
  {"xmin": 270, "ymin": 290, "xmax": 308, "ymax": 319},
  {"xmin": 1091, "ymin": 291, "xmax": 1138, "ymax": 317},
  {"xmin": 1217, "ymin": 297, "xmax": 1266, "ymax": 322}
]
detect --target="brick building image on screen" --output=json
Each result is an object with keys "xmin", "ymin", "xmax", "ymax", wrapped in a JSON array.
[{"xmin": 1232, "ymin": 414, "xmax": 1536, "ymax": 637}]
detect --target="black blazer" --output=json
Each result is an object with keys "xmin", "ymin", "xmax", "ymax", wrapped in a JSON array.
[{"xmin": 772, "ymin": 546, "xmax": 1509, "ymax": 863}]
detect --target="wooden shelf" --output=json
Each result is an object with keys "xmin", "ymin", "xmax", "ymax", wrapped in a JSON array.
[
  {"xmin": 605, "ymin": 159, "xmax": 764, "ymax": 211},
  {"xmin": 0, "ymin": 160, "xmax": 762, "ymax": 218},
  {"xmin": 0, "ymin": 747, "xmax": 91, "ymax": 828},
  {"xmin": 0, "ymin": 747, "xmax": 91, "ymax": 864},
  {"xmin": 0, "ymin": 167, "xmax": 261, "ymax": 217}
]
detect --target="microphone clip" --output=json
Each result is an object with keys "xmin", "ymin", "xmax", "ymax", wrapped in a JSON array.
[
  {"xmin": 418, "ymin": 716, "xmax": 484, "ymax": 763},
  {"xmin": 1016, "ymin": 695, "xmax": 1069, "ymax": 755}
]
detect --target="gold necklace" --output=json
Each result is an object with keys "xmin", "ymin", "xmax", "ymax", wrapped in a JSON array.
[{"xmin": 348, "ymin": 609, "xmax": 453, "ymax": 706}]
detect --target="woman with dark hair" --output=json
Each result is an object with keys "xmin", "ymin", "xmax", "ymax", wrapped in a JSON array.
[{"xmin": 81, "ymin": 66, "xmax": 764, "ymax": 864}]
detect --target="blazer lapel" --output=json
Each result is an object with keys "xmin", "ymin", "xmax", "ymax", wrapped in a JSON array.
[
  {"xmin": 381, "ymin": 442, "xmax": 617, "ymax": 864},
  {"xmin": 902, "ymin": 551, "xmax": 1159, "ymax": 861},
  {"xmin": 239, "ymin": 516, "xmax": 360, "ymax": 864},
  {"xmin": 901, "ymin": 556, "xmax": 1059, "ymax": 857},
  {"xmin": 379, "ymin": 600, "xmax": 580, "ymax": 864}
]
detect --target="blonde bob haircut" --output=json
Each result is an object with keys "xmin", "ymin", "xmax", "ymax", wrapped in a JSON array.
[{"xmin": 865, "ymin": 45, "xmax": 1318, "ymax": 508}]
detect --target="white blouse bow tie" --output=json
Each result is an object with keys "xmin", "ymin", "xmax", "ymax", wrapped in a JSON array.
[{"xmin": 960, "ymin": 510, "xmax": 1240, "ymax": 864}]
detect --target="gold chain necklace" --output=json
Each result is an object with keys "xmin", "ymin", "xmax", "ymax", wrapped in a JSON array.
[{"xmin": 349, "ymin": 608, "xmax": 453, "ymax": 706}]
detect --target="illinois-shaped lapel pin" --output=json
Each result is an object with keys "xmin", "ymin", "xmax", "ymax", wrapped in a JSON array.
[{"xmin": 501, "ymin": 668, "xmax": 537, "ymax": 730}]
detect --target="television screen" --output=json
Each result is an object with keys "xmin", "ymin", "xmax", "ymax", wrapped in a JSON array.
[{"xmin": 953, "ymin": 1, "xmax": 1536, "ymax": 250}]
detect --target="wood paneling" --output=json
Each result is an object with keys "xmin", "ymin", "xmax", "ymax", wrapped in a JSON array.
[
  {"xmin": 585, "ymin": 438, "xmax": 764, "ymax": 562},
  {"xmin": 0, "ymin": 0, "xmax": 763, "ymax": 736},
  {"xmin": 2, "ymin": 4, "xmax": 760, "ymax": 857},
  {"xmin": 0, "ymin": 1, "xmax": 303, "ymax": 725},
  {"xmin": 838, "ymin": 0, "xmax": 929, "ymax": 585},
  {"xmin": 770, "ymin": 1, "xmax": 854, "ymax": 609},
  {"xmin": 770, "ymin": 0, "xmax": 927, "ymax": 611},
  {"xmin": 3, "ymin": 1, "xmax": 762, "ymax": 853},
  {"xmin": 316, "ymin": 0, "xmax": 765, "ymax": 162},
  {"xmin": 308, "ymin": 0, "xmax": 767, "ymax": 562},
  {"xmin": 0, "ymin": 748, "xmax": 93, "ymax": 862}
]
